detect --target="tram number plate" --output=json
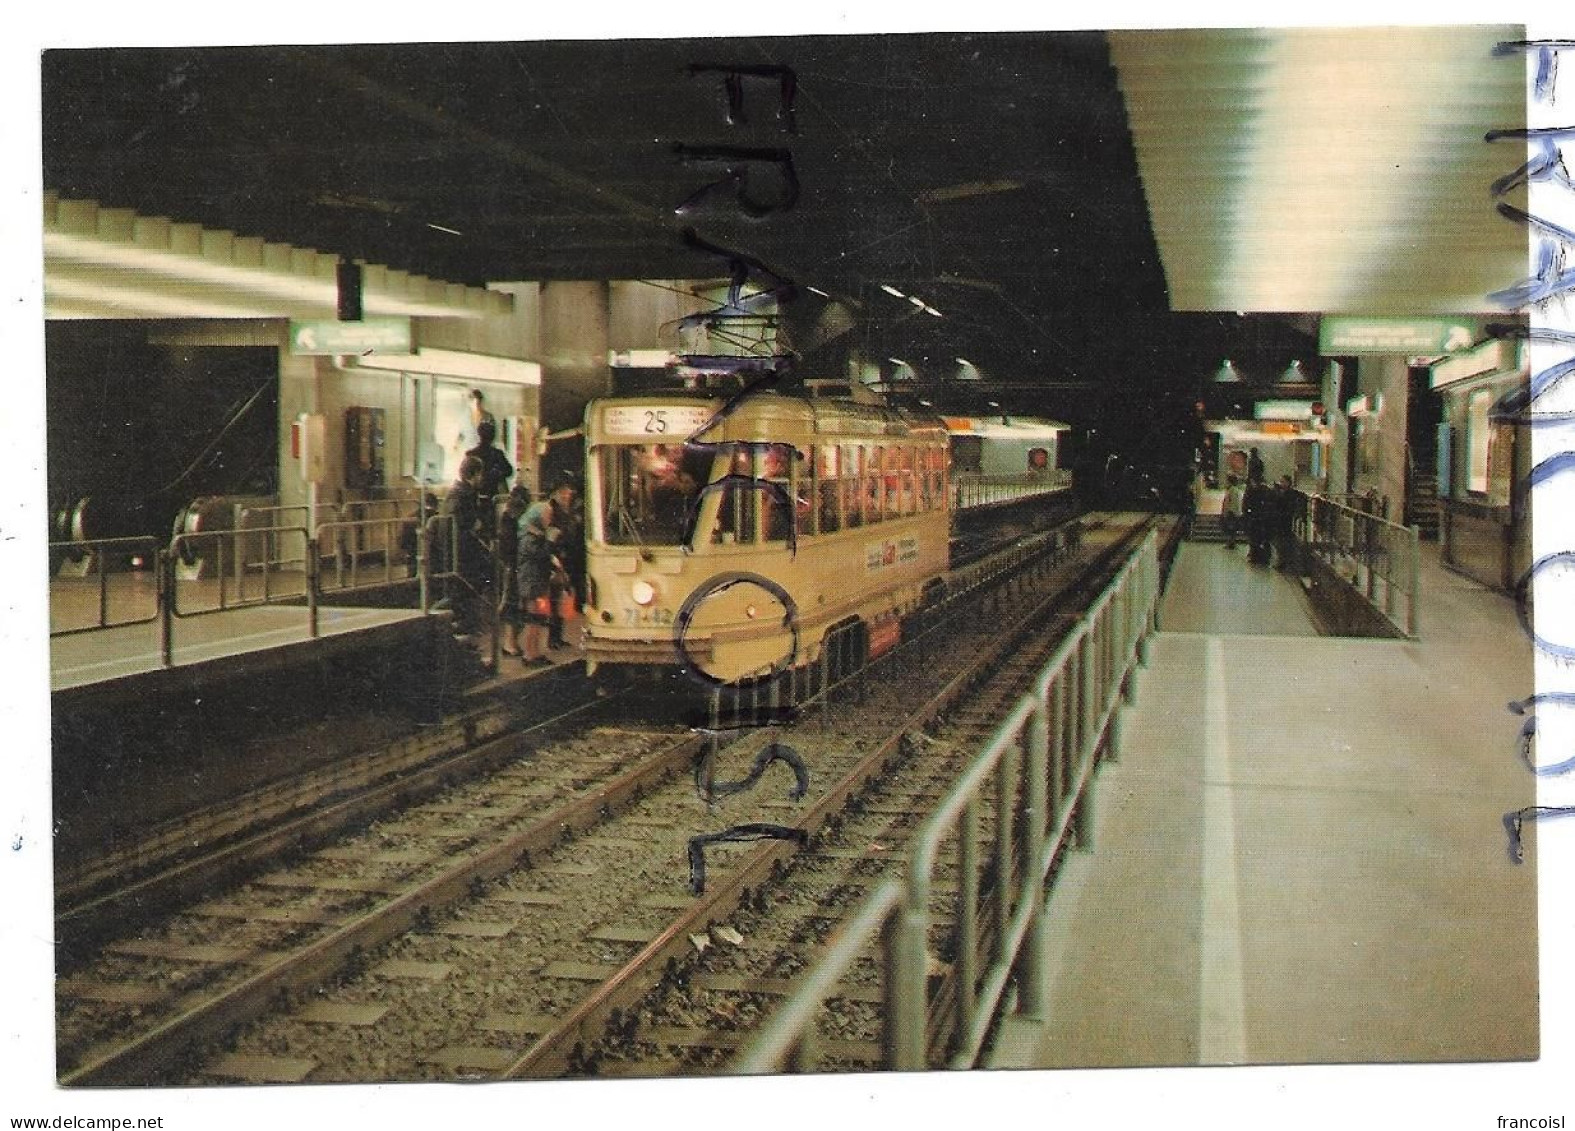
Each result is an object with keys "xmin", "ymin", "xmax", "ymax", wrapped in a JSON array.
[
  {"xmin": 624, "ymin": 607, "xmax": 675, "ymax": 627},
  {"xmin": 604, "ymin": 405, "xmax": 715, "ymax": 438}
]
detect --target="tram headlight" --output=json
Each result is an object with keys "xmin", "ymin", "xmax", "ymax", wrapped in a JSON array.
[{"xmin": 630, "ymin": 579, "xmax": 658, "ymax": 607}]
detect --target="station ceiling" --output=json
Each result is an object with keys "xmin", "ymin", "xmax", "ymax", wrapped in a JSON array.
[{"xmin": 40, "ymin": 28, "xmax": 1527, "ymax": 395}]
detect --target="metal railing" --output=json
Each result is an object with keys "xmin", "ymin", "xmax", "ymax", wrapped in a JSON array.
[
  {"xmin": 47, "ymin": 536, "xmax": 163, "ymax": 636},
  {"xmin": 736, "ymin": 528, "xmax": 1160, "ymax": 1072},
  {"xmin": 953, "ymin": 470, "xmax": 1073, "ymax": 510},
  {"xmin": 1304, "ymin": 494, "xmax": 1421, "ymax": 637},
  {"xmin": 48, "ymin": 506, "xmax": 469, "ymax": 667},
  {"xmin": 1318, "ymin": 491, "xmax": 1389, "ymax": 520},
  {"xmin": 316, "ymin": 514, "xmax": 419, "ymax": 596},
  {"xmin": 169, "ymin": 526, "xmax": 313, "ymax": 616}
]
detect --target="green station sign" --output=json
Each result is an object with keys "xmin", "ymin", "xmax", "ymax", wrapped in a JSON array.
[
  {"xmin": 1319, "ymin": 316, "xmax": 1476, "ymax": 356},
  {"xmin": 289, "ymin": 317, "xmax": 412, "ymax": 356}
]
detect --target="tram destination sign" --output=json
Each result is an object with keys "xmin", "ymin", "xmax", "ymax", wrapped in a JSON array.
[
  {"xmin": 1319, "ymin": 316, "xmax": 1476, "ymax": 356},
  {"xmin": 603, "ymin": 404, "xmax": 716, "ymax": 438},
  {"xmin": 289, "ymin": 317, "xmax": 412, "ymax": 356}
]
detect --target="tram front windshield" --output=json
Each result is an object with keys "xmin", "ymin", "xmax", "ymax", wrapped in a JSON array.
[{"xmin": 597, "ymin": 444, "xmax": 712, "ymax": 545}]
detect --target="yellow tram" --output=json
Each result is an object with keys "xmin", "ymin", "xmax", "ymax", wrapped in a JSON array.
[{"xmin": 581, "ymin": 389, "xmax": 951, "ymax": 685}]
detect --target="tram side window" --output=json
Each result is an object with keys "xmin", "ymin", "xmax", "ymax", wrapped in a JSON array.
[
  {"xmin": 760, "ymin": 443, "xmax": 795, "ymax": 543},
  {"xmin": 817, "ymin": 443, "xmax": 841, "ymax": 534},
  {"xmin": 868, "ymin": 446, "xmax": 885, "ymax": 525},
  {"xmin": 881, "ymin": 446, "xmax": 901, "ymax": 517},
  {"xmin": 898, "ymin": 446, "xmax": 916, "ymax": 516},
  {"xmin": 842, "ymin": 443, "xmax": 864, "ymax": 528}
]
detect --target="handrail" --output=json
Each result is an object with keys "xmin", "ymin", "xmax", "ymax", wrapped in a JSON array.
[
  {"xmin": 733, "ymin": 880, "xmax": 906, "ymax": 1073},
  {"xmin": 48, "ymin": 535, "xmax": 162, "ymax": 636},
  {"xmin": 953, "ymin": 469, "xmax": 1073, "ymax": 510},
  {"xmin": 315, "ymin": 514, "xmax": 424, "ymax": 595},
  {"xmin": 1304, "ymin": 494, "xmax": 1421, "ymax": 637},
  {"xmin": 168, "ymin": 525, "xmax": 311, "ymax": 617},
  {"xmin": 50, "ymin": 500, "xmax": 474, "ymax": 669},
  {"xmin": 737, "ymin": 528, "xmax": 1160, "ymax": 1072}
]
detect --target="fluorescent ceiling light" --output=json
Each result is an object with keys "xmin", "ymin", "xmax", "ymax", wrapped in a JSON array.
[
  {"xmin": 880, "ymin": 285, "xmax": 906, "ymax": 298},
  {"xmin": 351, "ymin": 347, "xmax": 542, "ymax": 385}
]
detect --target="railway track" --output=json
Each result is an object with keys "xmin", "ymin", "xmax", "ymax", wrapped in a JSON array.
[
  {"xmin": 55, "ymin": 667, "xmax": 654, "ymax": 964},
  {"xmin": 57, "ymin": 508, "xmax": 1149, "ymax": 1086},
  {"xmin": 558, "ymin": 519, "xmax": 1166, "ymax": 1077},
  {"xmin": 58, "ymin": 495, "xmax": 1077, "ymax": 945}
]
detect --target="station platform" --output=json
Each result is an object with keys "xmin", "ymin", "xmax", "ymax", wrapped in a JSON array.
[
  {"xmin": 989, "ymin": 539, "xmax": 1538, "ymax": 1068},
  {"xmin": 50, "ymin": 603, "xmax": 426, "ymax": 699},
  {"xmin": 49, "ymin": 585, "xmax": 587, "ymax": 874}
]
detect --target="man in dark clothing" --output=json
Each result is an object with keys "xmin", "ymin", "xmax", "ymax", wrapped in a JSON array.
[
  {"xmin": 1242, "ymin": 474, "xmax": 1274, "ymax": 566},
  {"xmin": 1247, "ymin": 447, "xmax": 1265, "ymax": 487},
  {"xmin": 465, "ymin": 420, "xmax": 514, "ymax": 513},
  {"xmin": 1271, "ymin": 476, "xmax": 1300, "ymax": 571},
  {"xmin": 440, "ymin": 456, "xmax": 490, "ymax": 636}
]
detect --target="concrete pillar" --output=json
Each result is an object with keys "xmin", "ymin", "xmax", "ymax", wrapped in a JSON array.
[
  {"xmin": 540, "ymin": 280, "xmax": 612, "ymax": 482},
  {"xmin": 1324, "ymin": 360, "xmax": 1349, "ymax": 495},
  {"xmin": 277, "ymin": 346, "xmax": 322, "ymax": 514},
  {"xmin": 1352, "ymin": 355, "xmax": 1411, "ymax": 518}
]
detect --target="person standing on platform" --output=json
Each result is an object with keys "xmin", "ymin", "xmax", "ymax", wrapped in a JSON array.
[
  {"xmin": 1222, "ymin": 474, "xmax": 1245, "ymax": 549},
  {"xmin": 547, "ymin": 478, "xmax": 583, "ymax": 650},
  {"xmin": 465, "ymin": 419, "xmax": 514, "ymax": 514},
  {"xmin": 1242, "ymin": 472, "xmax": 1273, "ymax": 566},
  {"xmin": 440, "ymin": 455, "xmax": 490, "ymax": 637},
  {"xmin": 495, "ymin": 486, "xmax": 529, "ymax": 658},
  {"xmin": 457, "ymin": 389, "xmax": 495, "ymax": 451},
  {"xmin": 516, "ymin": 496, "xmax": 560, "ymax": 667},
  {"xmin": 1271, "ymin": 475, "xmax": 1299, "ymax": 571},
  {"xmin": 1247, "ymin": 446, "xmax": 1265, "ymax": 487}
]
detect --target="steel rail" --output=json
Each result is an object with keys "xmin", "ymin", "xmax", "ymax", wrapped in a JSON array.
[
  {"xmin": 502, "ymin": 514, "xmax": 1154, "ymax": 1078},
  {"xmin": 61, "ymin": 727, "xmax": 705, "ymax": 1087},
  {"xmin": 55, "ymin": 670, "xmax": 605, "ymax": 960}
]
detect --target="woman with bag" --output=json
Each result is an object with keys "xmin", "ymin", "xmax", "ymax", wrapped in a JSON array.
[{"xmin": 516, "ymin": 496, "xmax": 559, "ymax": 667}]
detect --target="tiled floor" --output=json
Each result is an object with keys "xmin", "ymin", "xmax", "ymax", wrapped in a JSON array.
[{"xmin": 989, "ymin": 542, "xmax": 1538, "ymax": 1068}]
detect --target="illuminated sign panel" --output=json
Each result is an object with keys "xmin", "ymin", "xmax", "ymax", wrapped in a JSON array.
[{"xmin": 1320, "ymin": 317, "xmax": 1475, "ymax": 355}]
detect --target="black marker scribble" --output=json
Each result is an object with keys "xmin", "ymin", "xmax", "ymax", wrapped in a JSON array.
[
  {"xmin": 1493, "ymin": 39, "xmax": 1575, "ymax": 103},
  {"xmin": 694, "ymin": 740, "xmax": 810, "ymax": 804},
  {"xmin": 1486, "ymin": 126, "xmax": 1575, "ymax": 197},
  {"xmin": 672, "ymin": 570, "xmax": 801, "ymax": 690},
  {"xmin": 1513, "ymin": 551, "xmax": 1575, "ymax": 660},
  {"xmin": 672, "ymin": 144, "xmax": 800, "ymax": 219},
  {"xmin": 687, "ymin": 63, "xmax": 798, "ymax": 133},
  {"xmin": 1502, "ymin": 805, "xmax": 1575, "ymax": 863},
  {"xmin": 687, "ymin": 823, "xmax": 808, "ymax": 894},
  {"xmin": 1507, "ymin": 694, "xmax": 1575, "ymax": 776},
  {"xmin": 1489, "ymin": 201, "xmax": 1575, "ymax": 310},
  {"xmin": 1484, "ymin": 323, "xmax": 1575, "ymax": 424},
  {"xmin": 675, "ymin": 469, "xmax": 800, "ymax": 557},
  {"xmin": 680, "ymin": 227, "xmax": 800, "ymax": 309}
]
